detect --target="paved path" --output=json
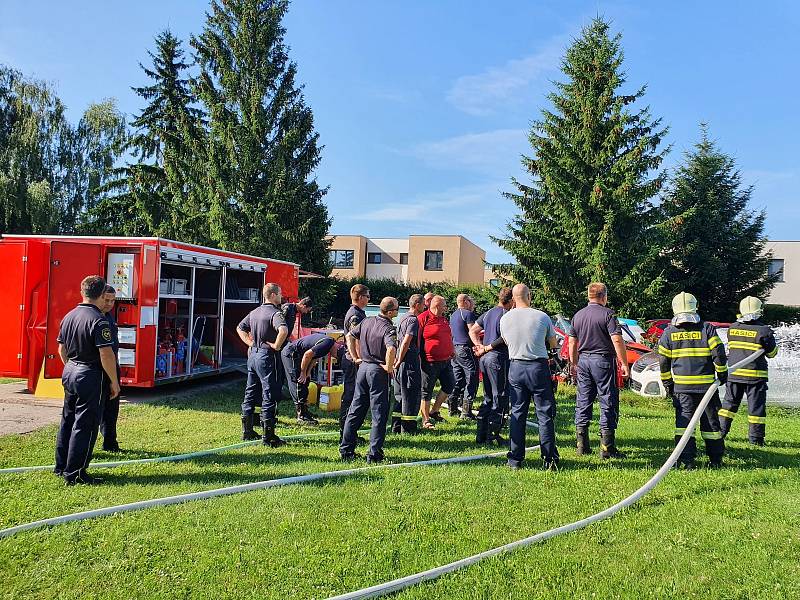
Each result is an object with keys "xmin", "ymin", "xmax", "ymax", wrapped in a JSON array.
[{"xmin": 0, "ymin": 375, "xmax": 244, "ymax": 437}]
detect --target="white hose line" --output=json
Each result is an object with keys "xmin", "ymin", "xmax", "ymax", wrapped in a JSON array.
[
  {"xmin": 0, "ymin": 446, "xmax": 538, "ymax": 540},
  {"xmin": 0, "ymin": 429, "xmax": 367, "ymax": 475},
  {"xmin": 328, "ymin": 352, "xmax": 763, "ymax": 600}
]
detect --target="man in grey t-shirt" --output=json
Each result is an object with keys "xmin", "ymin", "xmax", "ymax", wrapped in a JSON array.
[{"xmin": 499, "ymin": 284, "xmax": 560, "ymax": 470}]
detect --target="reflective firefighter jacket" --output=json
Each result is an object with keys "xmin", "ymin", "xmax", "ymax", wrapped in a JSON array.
[
  {"xmin": 727, "ymin": 320, "xmax": 778, "ymax": 383},
  {"xmin": 658, "ymin": 322, "xmax": 727, "ymax": 393}
]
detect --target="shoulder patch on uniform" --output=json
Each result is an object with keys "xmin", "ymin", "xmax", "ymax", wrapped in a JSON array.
[{"xmin": 101, "ymin": 327, "xmax": 112, "ymax": 341}]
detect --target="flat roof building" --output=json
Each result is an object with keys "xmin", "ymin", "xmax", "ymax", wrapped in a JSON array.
[
  {"xmin": 327, "ymin": 235, "xmax": 486, "ymax": 285},
  {"xmin": 765, "ymin": 241, "xmax": 800, "ymax": 307}
]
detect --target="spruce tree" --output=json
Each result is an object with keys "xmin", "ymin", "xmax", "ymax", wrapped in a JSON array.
[
  {"xmin": 191, "ymin": 0, "xmax": 331, "ymax": 273},
  {"xmin": 89, "ymin": 31, "xmax": 208, "ymax": 241},
  {"xmin": 659, "ymin": 127, "xmax": 776, "ymax": 321},
  {"xmin": 493, "ymin": 18, "xmax": 668, "ymax": 318}
]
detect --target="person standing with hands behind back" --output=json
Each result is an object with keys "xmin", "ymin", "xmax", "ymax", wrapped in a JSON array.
[
  {"xmin": 99, "ymin": 284, "xmax": 122, "ymax": 452},
  {"xmin": 55, "ymin": 275, "xmax": 120, "ymax": 485},
  {"xmin": 568, "ymin": 282, "xmax": 629, "ymax": 459}
]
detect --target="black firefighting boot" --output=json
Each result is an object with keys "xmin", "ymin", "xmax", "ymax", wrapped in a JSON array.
[
  {"xmin": 487, "ymin": 422, "xmax": 507, "ymax": 447},
  {"xmin": 600, "ymin": 429, "xmax": 626, "ymax": 459},
  {"xmin": 706, "ymin": 436, "xmax": 725, "ymax": 468},
  {"xmin": 475, "ymin": 416, "xmax": 489, "ymax": 444},
  {"xmin": 262, "ymin": 418, "xmax": 286, "ymax": 447},
  {"xmin": 576, "ymin": 426, "xmax": 592, "ymax": 456},
  {"xmin": 296, "ymin": 403, "xmax": 319, "ymax": 426},
  {"xmin": 241, "ymin": 415, "xmax": 260, "ymax": 441},
  {"xmin": 749, "ymin": 422, "xmax": 766, "ymax": 446}
]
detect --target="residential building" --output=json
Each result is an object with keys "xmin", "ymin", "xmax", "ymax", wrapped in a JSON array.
[
  {"xmin": 327, "ymin": 235, "xmax": 486, "ymax": 284},
  {"xmin": 765, "ymin": 241, "xmax": 800, "ymax": 306}
]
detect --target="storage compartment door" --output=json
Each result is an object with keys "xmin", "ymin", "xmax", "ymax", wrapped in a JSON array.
[
  {"xmin": 0, "ymin": 242, "xmax": 27, "ymax": 375},
  {"xmin": 44, "ymin": 241, "xmax": 102, "ymax": 379}
]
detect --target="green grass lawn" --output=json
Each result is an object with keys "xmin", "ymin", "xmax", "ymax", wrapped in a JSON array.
[
  {"xmin": 0, "ymin": 377, "xmax": 24, "ymax": 384},
  {"xmin": 1, "ymin": 382, "xmax": 798, "ymax": 600}
]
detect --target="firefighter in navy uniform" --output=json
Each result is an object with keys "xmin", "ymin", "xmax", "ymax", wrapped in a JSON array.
[
  {"xmin": 99, "ymin": 285, "xmax": 122, "ymax": 452},
  {"xmin": 281, "ymin": 332, "xmax": 335, "ymax": 426},
  {"xmin": 339, "ymin": 284, "xmax": 370, "ymax": 441},
  {"xmin": 391, "ymin": 294, "xmax": 425, "ymax": 434},
  {"xmin": 658, "ymin": 292, "xmax": 727, "ymax": 469},
  {"xmin": 719, "ymin": 297, "xmax": 778, "ymax": 445},
  {"xmin": 340, "ymin": 297, "xmax": 399, "ymax": 463},
  {"xmin": 237, "ymin": 283, "xmax": 289, "ymax": 446},
  {"xmin": 55, "ymin": 275, "xmax": 120, "ymax": 485}
]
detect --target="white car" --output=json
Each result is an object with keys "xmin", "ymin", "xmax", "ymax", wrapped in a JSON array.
[{"xmin": 630, "ymin": 328, "xmax": 729, "ymax": 398}]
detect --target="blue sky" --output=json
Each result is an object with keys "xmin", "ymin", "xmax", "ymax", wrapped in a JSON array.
[{"xmin": 1, "ymin": 1, "xmax": 798, "ymax": 263}]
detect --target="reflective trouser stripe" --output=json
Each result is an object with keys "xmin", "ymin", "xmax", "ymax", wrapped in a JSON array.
[
  {"xmin": 718, "ymin": 408, "xmax": 737, "ymax": 419},
  {"xmin": 701, "ymin": 431, "xmax": 723, "ymax": 440},
  {"xmin": 400, "ymin": 415, "xmax": 418, "ymax": 421},
  {"xmin": 748, "ymin": 415, "xmax": 766, "ymax": 424},
  {"xmin": 392, "ymin": 412, "xmax": 403, "ymax": 418},
  {"xmin": 731, "ymin": 369, "xmax": 769, "ymax": 378},
  {"xmin": 674, "ymin": 428, "xmax": 688, "ymax": 436}
]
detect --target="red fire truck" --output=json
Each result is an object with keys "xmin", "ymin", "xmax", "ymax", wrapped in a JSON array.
[{"xmin": 0, "ymin": 235, "xmax": 299, "ymax": 394}]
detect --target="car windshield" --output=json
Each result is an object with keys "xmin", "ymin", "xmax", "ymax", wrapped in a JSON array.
[
  {"xmin": 552, "ymin": 315, "xmax": 573, "ymax": 335},
  {"xmin": 620, "ymin": 323, "xmax": 636, "ymax": 343}
]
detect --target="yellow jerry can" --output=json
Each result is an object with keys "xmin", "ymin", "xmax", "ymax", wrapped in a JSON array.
[
  {"xmin": 318, "ymin": 384, "xmax": 343, "ymax": 413},
  {"xmin": 307, "ymin": 382, "xmax": 318, "ymax": 406}
]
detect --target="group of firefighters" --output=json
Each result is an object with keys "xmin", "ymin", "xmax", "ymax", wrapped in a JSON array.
[{"xmin": 53, "ymin": 275, "xmax": 779, "ymax": 484}]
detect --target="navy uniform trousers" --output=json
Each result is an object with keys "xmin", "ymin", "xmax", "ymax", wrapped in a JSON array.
[
  {"xmin": 280, "ymin": 349, "xmax": 310, "ymax": 405},
  {"xmin": 477, "ymin": 352, "xmax": 508, "ymax": 439},
  {"xmin": 55, "ymin": 363, "xmax": 104, "ymax": 479},
  {"xmin": 507, "ymin": 358, "xmax": 558, "ymax": 467},
  {"xmin": 575, "ymin": 353, "xmax": 619, "ymax": 430},
  {"xmin": 448, "ymin": 345, "xmax": 479, "ymax": 413},
  {"xmin": 673, "ymin": 391, "xmax": 724, "ymax": 463},
  {"xmin": 242, "ymin": 347, "xmax": 280, "ymax": 424},
  {"xmin": 339, "ymin": 354, "xmax": 358, "ymax": 435},
  {"xmin": 340, "ymin": 362, "xmax": 391, "ymax": 460},
  {"xmin": 392, "ymin": 357, "xmax": 421, "ymax": 433},
  {"xmin": 100, "ymin": 364, "xmax": 121, "ymax": 448},
  {"xmin": 720, "ymin": 381, "xmax": 768, "ymax": 443}
]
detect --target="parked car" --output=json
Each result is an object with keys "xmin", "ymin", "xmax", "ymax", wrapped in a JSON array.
[{"xmin": 631, "ymin": 325, "xmax": 730, "ymax": 398}]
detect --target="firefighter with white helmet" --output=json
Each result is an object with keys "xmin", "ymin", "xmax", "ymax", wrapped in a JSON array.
[
  {"xmin": 718, "ymin": 297, "xmax": 778, "ymax": 445},
  {"xmin": 658, "ymin": 292, "xmax": 727, "ymax": 469}
]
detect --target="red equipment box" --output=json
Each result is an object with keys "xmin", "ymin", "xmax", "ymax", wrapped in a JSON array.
[{"xmin": 0, "ymin": 235, "xmax": 299, "ymax": 393}]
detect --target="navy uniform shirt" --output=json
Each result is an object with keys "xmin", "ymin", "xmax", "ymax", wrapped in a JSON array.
[
  {"xmin": 105, "ymin": 311, "xmax": 120, "ymax": 356},
  {"xmin": 569, "ymin": 302, "xmax": 622, "ymax": 356},
  {"xmin": 238, "ymin": 303, "xmax": 287, "ymax": 347},
  {"xmin": 396, "ymin": 312, "xmax": 420, "ymax": 363},
  {"xmin": 287, "ymin": 333, "xmax": 335, "ymax": 359},
  {"xmin": 476, "ymin": 306, "xmax": 509, "ymax": 357},
  {"xmin": 350, "ymin": 315, "xmax": 397, "ymax": 365},
  {"xmin": 343, "ymin": 304, "xmax": 367, "ymax": 359},
  {"xmin": 57, "ymin": 303, "xmax": 114, "ymax": 366},
  {"xmin": 450, "ymin": 308, "xmax": 477, "ymax": 345}
]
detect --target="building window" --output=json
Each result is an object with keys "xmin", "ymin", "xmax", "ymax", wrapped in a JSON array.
[
  {"xmin": 424, "ymin": 250, "xmax": 443, "ymax": 271},
  {"xmin": 399, "ymin": 253, "xmax": 408, "ymax": 265},
  {"xmin": 769, "ymin": 258, "xmax": 785, "ymax": 282},
  {"xmin": 367, "ymin": 252, "xmax": 382, "ymax": 264},
  {"xmin": 329, "ymin": 250, "xmax": 354, "ymax": 269},
  {"xmin": 489, "ymin": 278, "xmax": 500, "ymax": 288}
]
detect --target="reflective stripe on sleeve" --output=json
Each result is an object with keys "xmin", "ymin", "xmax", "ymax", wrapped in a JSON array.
[
  {"xmin": 766, "ymin": 347, "xmax": 779, "ymax": 358},
  {"xmin": 714, "ymin": 364, "xmax": 728, "ymax": 373},
  {"xmin": 660, "ymin": 371, "xmax": 673, "ymax": 381},
  {"xmin": 658, "ymin": 345, "xmax": 672, "ymax": 358},
  {"xmin": 708, "ymin": 336, "xmax": 722, "ymax": 349}
]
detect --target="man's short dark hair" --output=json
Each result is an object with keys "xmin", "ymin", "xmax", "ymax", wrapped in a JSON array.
[
  {"xmin": 498, "ymin": 287, "xmax": 513, "ymax": 305},
  {"xmin": 408, "ymin": 293, "xmax": 424, "ymax": 307},
  {"xmin": 298, "ymin": 296, "xmax": 312, "ymax": 307},
  {"xmin": 81, "ymin": 276, "xmax": 107, "ymax": 300},
  {"xmin": 104, "ymin": 285, "xmax": 116, "ymax": 295}
]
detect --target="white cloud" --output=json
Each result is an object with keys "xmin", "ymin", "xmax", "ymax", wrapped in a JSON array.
[
  {"xmin": 447, "ymin": 37, "xmax": 565, "ymax": 116},
  {"xmin": 410, "ymin": 128, "xmax": 528, "ymax": 176}
]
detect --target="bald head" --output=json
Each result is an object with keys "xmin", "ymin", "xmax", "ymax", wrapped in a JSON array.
[
  {"xmin": 423, "ymin": 292, "xmax": 434, "ymax": 308},
  {"xmin": 429, "ymin": 295, "xmax": 447, "ymax": 316},
  {"xmin": 512, "ymin": 283, "xmax": 531, "ymax": 307}
]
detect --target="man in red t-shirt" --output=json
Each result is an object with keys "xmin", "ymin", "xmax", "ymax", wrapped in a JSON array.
[{"xmin": 418, "ymin": 295, "xmax": 455, "ymax": 428}]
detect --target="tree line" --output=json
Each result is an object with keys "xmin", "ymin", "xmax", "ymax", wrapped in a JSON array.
[
  {"xmin": 494, "ymin": 19, "xmax": 777, "ymax": 322},
  {"xmin": 0, "ymin": 0, "xmax": 330, "ymax": 277}
]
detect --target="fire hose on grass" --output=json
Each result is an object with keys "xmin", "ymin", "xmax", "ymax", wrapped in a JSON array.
[
  {"xmin": 325, "ymin": 349, "xmax": 764, "ymax": 600},
  {"xmin": 0, "ymin": 446, "xmax": 537, "ymax": 540}
]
